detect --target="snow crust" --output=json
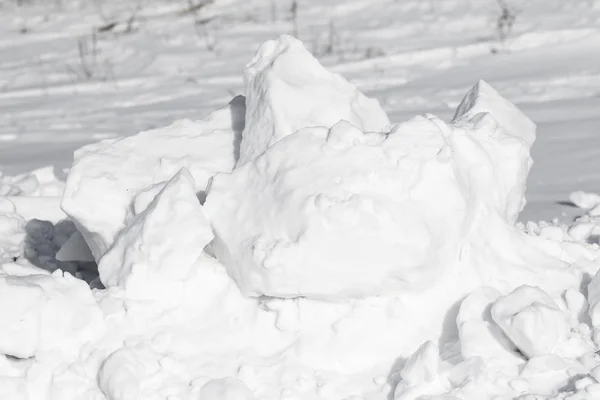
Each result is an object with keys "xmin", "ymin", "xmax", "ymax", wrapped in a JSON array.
[{"xmin": 3, "ymin": 35, "xmax": 600, "ymax": 400}]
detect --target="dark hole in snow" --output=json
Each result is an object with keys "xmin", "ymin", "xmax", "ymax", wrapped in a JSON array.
[
  {"xmin": 23, "ymin": 219, "xmax": 102, "ymax": 289},
  {"xmin": 587, "ymin": 234, "xmax": 600, "ymax": 245},
  {"xmin": 229, "ymin": 94, "xmax": 246, "ymax": 163},
  {"xmin": 5, "ymin": 354, "xmax": 33, "ymax": 361},
  {"xmin": 197, "ymin": 190, "xmax": 207, "ymax": 204}
]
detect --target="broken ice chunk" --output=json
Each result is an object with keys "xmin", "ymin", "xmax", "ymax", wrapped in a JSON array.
[{"xmin": 456, "ymin": 287, "xmax": 521, "ymax": 363}]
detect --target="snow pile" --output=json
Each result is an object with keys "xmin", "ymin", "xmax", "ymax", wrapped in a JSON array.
[
  {"xmin": 61, "ymin": 95, "xmax": 245, "ymax": 262},
  {"xmin": 2, "ymin": 35, "xmax": 600, "ymax": 400}
]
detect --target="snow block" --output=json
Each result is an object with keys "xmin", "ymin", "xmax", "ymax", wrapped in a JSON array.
[
  {"xmin": 491, "ymin": 285, "xmax": 570, "ymax": 359},
  {"xmin": 238, "ymin": 35, "xmax": 390, "ymax": 166},
  {"xmin": 98, "ymin": 169, "xmax": 213, "ymax": 301},
  {"xmin": 456, "ymin": 287, "xmax": 521, "ymax": 363},
  {"xmin": 0, "ymin": 271, "xmax": 104, "ymax": 359},
  {"xmin": 206, "ymin": 118, "xmax": 471, "ymax": 299},
  {"xmin": 61, "ymin": 97, "xmax": 244, "ymax": 262}
]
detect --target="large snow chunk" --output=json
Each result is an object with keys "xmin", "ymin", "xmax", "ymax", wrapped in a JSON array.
[
  {"xmin": 453, "ymin": 79, "xmax": 536, "ymax": 147},
  {"xmin": 238, "ymin": 35, "xmax": 390, "ymax": 166},
  {"xmin": 0, "ymin": 271, "xmax": 104, "ymax": 359},
  {"xmin": 206, "ymin": 118, "xmax": 468, "ymax": 299},
  {"xmin": 61, "ymin": 97, "xmax": 244, "ymax": 262},
  {"xmin": 491, "ymin": 285, "xmax": 570, "ymax": 359},
  {"xmin": 98, "ymin": 169, "xmax": 213, "ymax": 302}
]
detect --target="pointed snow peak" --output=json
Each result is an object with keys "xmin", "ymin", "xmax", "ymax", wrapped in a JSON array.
[
  {"xmin": 453, "ymin": 80, "xmax": 536, "ymax": 147},
  {"xmin": 237, "ymin": 35, "xmax": 390, "ymax": 166}
]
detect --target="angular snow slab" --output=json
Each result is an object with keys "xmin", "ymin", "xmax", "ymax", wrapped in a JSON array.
[
  {"xmin": 238, "ymin": 35, "xmax": 390, "ymax": 166},
  {"xmin": 0, "ymin": 271, "xmax": 104, "ymax": 359},
  {"xmin": 61, "ymin": 97, "xmax": 244, "ymax": 262},
  {"xmin": 98, "ymin": 169, "xmax": 213, "ymax": 301},
  {"xmin": 491, "ymin": 285, "xmax": 570, "ymax": 359},
  {"xmin": 453, "ymin": 80, "xmax": 536, "ymax": 147},
  {"xmin": 55, "ymin": 230, "xmax": 94, "ymax": 262}
]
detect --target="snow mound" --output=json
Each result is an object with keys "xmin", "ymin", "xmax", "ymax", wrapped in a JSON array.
[
  {"xmin": 61, "ymin": 96, "xmax": 245, "ymax": 262},
  {"xmin": 238, "ymin": 35, "xmax": 390, "ymax": 166},
  {"xmin": 205, "ymin": 76, "xmax": 537, "ymax": 299}
]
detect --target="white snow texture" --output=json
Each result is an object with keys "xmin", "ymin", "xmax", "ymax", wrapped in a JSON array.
[{"xmin": 4, "ymin": 34, "xmax": 600, "ymax": 400}]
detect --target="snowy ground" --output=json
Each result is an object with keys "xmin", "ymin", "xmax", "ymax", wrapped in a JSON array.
[{"xmin": 3, "ymin": 1, "xmax": 600, "ymax": 400}]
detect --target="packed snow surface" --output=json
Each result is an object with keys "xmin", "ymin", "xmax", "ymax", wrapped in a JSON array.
[{"xmin": 4, "ymin": 15, "xmax": 600, "ymax": 400}]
